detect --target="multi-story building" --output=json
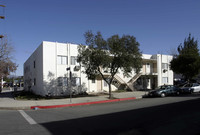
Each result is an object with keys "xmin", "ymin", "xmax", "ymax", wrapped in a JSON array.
[{"xmin": 24, "ymin": 41, "xmax": 173, "ymax": 96}]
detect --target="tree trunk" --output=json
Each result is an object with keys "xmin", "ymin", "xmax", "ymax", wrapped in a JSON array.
[
  {"xmin": 0, "ymin": 77, "xmax": 3, "ymax": 93},
  {"xmin": 108, "ymin": 83, "xmax": 112, "ymax": 99}
]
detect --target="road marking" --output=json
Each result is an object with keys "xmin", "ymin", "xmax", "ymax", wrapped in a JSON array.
[{"xmin": 18, "ymin": 110, "xmax": 37, "ymax": 125}]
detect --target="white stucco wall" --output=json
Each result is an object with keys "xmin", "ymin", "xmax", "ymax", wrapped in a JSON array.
[
  {"xmin": 24, "ymin": 43, "xmax": 43, "ymax": 95},
  {"xmin": 24, "ymin": 41, "xmax": 174, "ymax": 96},
  {"xmin": 42, "ymin": 41, "xmax": 89, "ymax": 96},
  {"xmin": 156, "ymin": 54, "xmax": 173, "ymax": 86}
]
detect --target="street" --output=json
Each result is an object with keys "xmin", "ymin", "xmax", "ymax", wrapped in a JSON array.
[{"xmin": 0, "ymin": 94, "xmax": 200, "ymax": 135}]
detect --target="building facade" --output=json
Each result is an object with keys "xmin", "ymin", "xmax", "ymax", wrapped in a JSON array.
[{"xmin": 24, "ymin": 41, "xmax": 173, "ymax": 96}]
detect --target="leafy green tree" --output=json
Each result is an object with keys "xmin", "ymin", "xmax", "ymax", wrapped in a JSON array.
[
  {"xmin": 77, "ymin": 31, "xmax": 142, "ymax": 99},
  {"xmin": 170, "ymin": 34, "xmax": 200, "ymax": 82}
]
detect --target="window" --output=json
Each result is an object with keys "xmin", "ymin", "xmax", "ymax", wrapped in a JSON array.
[
  {"xmin": 62, "ymin": 56, "xmax": 67, "ymax": 65},
  {"xmin": 193, "ymin": 83, "xmax": 199, "ymax": 87},
  {"xmin": 34, "ymin": 61, "xmax": 36, "ymax": 68},
  {"xmin": 57, "ymin": 56, "xmax": 62, "ymax": 65},
  {"xmin": 162, "ymin": 63, "xmax": 168, "ymax": 69},
  {"xmin": 162, "ymin": 77, "xmax": 168, "ymax": 84},
  {"xmin": 184, "ymin": 83, "xmax": 191, "ymax": 87},
  {"xmin": 57, "ymin": 56, "xmax": 68, "ymax": 65},
  {"xmin": 34, "ymin": 78, "xmax": 36, "ymax": 86},
  {"xmin": 57, "ymin": 77, "xmax": 63, "ymax": 86},
  {"xmin": 71, "ymin": 56, "xmax": 77, "ymax": 65},
  {"xmin": 76, "ymin": 78, "xmax": 80, "ymax": 86},
  {"xmin": 63, "ymin": 77, "xmax": 68, "ymax": 86},
  {"xmin": 71, "ymin": 77, "xmax": 81, "ymax": 86},
  {"xmin": 57, "ymin": 77, "xmax": 68, "ymax": 86}
]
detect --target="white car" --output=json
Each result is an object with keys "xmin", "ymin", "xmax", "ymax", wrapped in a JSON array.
[{"xmin": 181, "ymin": 83, "xmax": 200, "ymax": 93}]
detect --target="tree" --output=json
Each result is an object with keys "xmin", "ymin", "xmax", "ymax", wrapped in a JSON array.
[
  {"xmin": 170, "ymin": 34, "xmax": 200, "ymax": 82},
  {"xmin": 77, "ymin": 31, "xmax": 142, "ymax": 99},
  {"xmin": 0, "ymin": 37, "xmax": 17, "ymax": 91}
]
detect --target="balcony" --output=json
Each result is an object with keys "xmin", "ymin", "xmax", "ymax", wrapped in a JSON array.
[{"xmin": 142, "ymin": 72, "xmax": 158, "ymax": 76}]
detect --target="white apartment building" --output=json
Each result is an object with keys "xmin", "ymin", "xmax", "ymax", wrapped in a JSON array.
[{"xmin": 24, "ymin": 41, "xmax": 173, "ymax": 96}]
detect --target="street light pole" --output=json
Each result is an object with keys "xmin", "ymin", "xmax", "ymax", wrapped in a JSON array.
[{"xmin": 67, "ymin": 67, "xmax": 72, "ymax": 103}]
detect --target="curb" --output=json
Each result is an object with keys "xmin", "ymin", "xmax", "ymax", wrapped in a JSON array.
[{"xmin": 30, "ymin": 97, "xmax": 137, "ymax": 110}]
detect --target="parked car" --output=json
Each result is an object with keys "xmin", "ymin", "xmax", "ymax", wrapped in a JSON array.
[
  {"xmin": 180, "ymin": 83, "xmax": 200, "ymax": 93},
  {"xmin": 148, "ymin": 85, "xmax": 181, "ymax": 97}
]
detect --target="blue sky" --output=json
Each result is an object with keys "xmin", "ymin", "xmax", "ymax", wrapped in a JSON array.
[{"xmin": 1, "ymin": 0, "xmax": 200, "ymax": 76}]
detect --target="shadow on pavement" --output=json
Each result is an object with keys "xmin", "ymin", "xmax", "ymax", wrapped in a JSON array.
[
  {"xmin": 40, "ymin": 97, "xmax": 200, "ymax": 135},
  {"xmin": 0, "ymin": 91, "xmax": 14, "ymax": 99}
]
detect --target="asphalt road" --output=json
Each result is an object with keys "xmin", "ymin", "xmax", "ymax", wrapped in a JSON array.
[{"xmin": 0, "ymin": 94, "xmax": 200, "ymax": 135}]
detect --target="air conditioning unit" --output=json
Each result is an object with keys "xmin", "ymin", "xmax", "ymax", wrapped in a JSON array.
[
  {"xmin": 163, "ymin": 69, "xmax": 168, "ymax": 73},
  {"xmin": 74, "ymin": 66, "xmax": 81, "ymax": 71}
]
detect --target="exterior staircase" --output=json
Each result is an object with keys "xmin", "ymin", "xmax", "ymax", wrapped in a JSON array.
[
  {"xmin": 108, "ymin": 72, "xmax": 143, "ymax": 91},
  {"xmin": 112, "ymin": 73, "xmax": 142, "ymax": 91},
  {"xmin": 112, "ymin": 75, "xmax": 127, "ymax": 88},
  {"xmin": 127, "ymin": 73, "xmax": 142, "ymax": 91},
  {"xmin": 128, "ymin": 72, "xmax": 142, "ymax": 84}
]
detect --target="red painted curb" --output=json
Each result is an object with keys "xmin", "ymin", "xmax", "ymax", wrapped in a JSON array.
[{"xmin": 30, "ymin": 97, "xmax": 136, "ymax": 110}]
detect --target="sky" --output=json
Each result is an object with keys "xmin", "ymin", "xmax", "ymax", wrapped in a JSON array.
[{"xmin": 1, "ymin": 0, "xmax": 200, "ymax": 76}]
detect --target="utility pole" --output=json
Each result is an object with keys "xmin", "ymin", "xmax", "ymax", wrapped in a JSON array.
[
  {"xmin": 0, "ymin": 4, "xmax": 5, "ymax": 39},
  {"xmin": 0, "ymin": 4, "xmax": 5, "ymax": 91}
]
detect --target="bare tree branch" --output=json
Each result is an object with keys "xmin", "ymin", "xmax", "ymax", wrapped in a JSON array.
[{"xmin": 0, "ymin": 36, "xmax": 17, "ymax": 77}]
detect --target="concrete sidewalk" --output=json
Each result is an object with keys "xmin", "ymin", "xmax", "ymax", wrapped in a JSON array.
[{"xmin": 0, "ymin": 90, "xmax": 146, "ymax": 110}]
